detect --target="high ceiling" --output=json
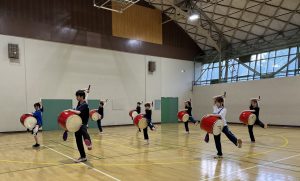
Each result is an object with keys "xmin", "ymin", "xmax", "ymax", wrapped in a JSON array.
[{"xmin": 146, "ymin": 0, "xmax": 300, "ymax": 60}]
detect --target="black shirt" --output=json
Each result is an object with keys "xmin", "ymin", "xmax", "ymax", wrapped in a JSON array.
[
  {"xmin": 98, "ymin": 106, "xmax": 104, "ymax": 119},
  {"xmin": 250, "ymin": 106, "xmax": 260, "ymax": 120},
  {"xmin": 185, "ymin": 106, "xmax": 192, "ymax": 116},
  {"xmin": 145, "ymin": 109, "xmax": 152, "ymax": 120},
  {"xmin": 76, "ymin": 101, "xmax": 89, "ymax": 125},
  {"xmin": 136, "ymin": 106, "xmax": 141, "ymax": 114}
]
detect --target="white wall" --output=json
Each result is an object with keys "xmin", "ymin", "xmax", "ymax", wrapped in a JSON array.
[
  {"xmin": 0, "ymin": 34, "xmax": 193, "ymax": 132},
  {"xmin": 192, "ymin": 76, "xmax": 300, "ymax": 126}
]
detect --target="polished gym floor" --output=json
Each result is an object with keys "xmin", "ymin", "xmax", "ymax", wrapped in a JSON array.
[{"xmin": 0, "ymin": 123, "xmax": 299, "ymax": 181}]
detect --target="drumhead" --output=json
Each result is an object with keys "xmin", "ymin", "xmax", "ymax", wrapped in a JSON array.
[
  {"xmin": 212, "ymin": 119, "xmax": 224, "ymax": 135},
  {"xmin": 131, "ymin": 111, "xmax": 138, "ymax": 119},
  {"xmin": 91, "ymin": 112, "xmax": 100, "ymax": 121},
  {"xmin": 138, "ymin": 118, "xmax": 148, "ymax": 129},
  {"xmin": 248, "ymin": 114, "xmax": 256, "ymax": 125},
  {"xmin": 182, "ymin": 114, "xmax": 189, "ymax": 122},
  {"xmin": 66, "ymin": 115, "xmax": 82, "ymax": 132},
  {"xmin": 24, "ymin": 117, "xmax": 37, "ymax": 130}
]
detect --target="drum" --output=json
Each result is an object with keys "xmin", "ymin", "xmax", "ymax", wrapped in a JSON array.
[
  {"xmin": 89, "ymin": 109, "xmax": 101, "ymax": 121},
  {"xmin": 20, "ymin": 114, "xmax": 37, "ymax": 130},
  {"xmin": 239, "ymin": 110, "xmax": 256, "ymax": 125},
  {"xmin": 133, "ymin": 114, "xmax": 148, "ymax": 129},
  {"xmin": 200, "ymin": 115, "xmax": 224, "ymax": 135},
  {"xmin": 129, "ymin": 110, "xmax": 138, "ymax": 119},
  {"xmin": 58, "ymin": 111, "xmax": 82, "ymax": 132},
  {"xmin": 177, "ymin": 111, "xmax": 189, "ymax": 122}
]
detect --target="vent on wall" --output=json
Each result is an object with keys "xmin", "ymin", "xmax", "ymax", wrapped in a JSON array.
[
  {"xmin": 8, "ymin": 43, "xmax": 20, "ymax": 63},
  {"xmin": 148, "ymin": 61, "xmax": 156, "ymax": 73}
]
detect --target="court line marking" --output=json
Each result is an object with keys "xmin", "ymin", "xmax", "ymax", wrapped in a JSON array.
[
  {"xmin": 202, "ymin": 153, "xmax": 300, "ymax": 181},
  {"xmin": 43, "ymin": 145, "xmax": 121, "ymax": 181},
  {"xmin": 243, "ymin": 135, "xmax": 289, "ymax": 158}
]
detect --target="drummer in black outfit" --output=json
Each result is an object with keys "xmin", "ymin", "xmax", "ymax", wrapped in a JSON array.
[{"xmin": 248, "ymin": 98, "xmax": 268, "ymax": 142}]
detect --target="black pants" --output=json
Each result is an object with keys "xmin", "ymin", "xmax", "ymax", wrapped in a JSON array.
[
  {"xmin": 184, "ymin": 116, "xmax": 196, "ymax": 132},
  {"xmin": 75, "ymin": 125, "xmax": 91, "ymax": 158},
  {"xmin": 248, "ymin": 119, "xmax": 265, "ymax": 142},
  {"xmin": 97, "ymin": 119, "xmax": 103, "ymax": 132},
  {"xmin": 143, "ymin": 127, "xmax": 148, "ymax": 140},
  {"xmin": 147, "ymin": 119, "xmax": 154, "ymax": 130},
  {"xmin": 214, "ymin": 126, "xmax": 238, "ymax": 156}
]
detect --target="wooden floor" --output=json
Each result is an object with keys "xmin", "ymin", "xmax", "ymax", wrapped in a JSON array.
[{"xmin": 0, "ymin": 123, "xmax": 299, "ymax": 181}]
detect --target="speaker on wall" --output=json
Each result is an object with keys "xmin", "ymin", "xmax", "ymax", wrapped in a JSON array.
[
  {"xmin": 148, "ymin": 61, "xmax": 156, "ymax": 73},
  {"xmin": 8, "ymin": 43, "xmax": 19, "ymax": 62}
]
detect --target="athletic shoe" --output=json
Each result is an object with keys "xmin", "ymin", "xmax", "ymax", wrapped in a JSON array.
[
  {"xmin": 237, "ymin": 139, "xmax": 243, "ymax": 148},
  {"xmin": 32, "ymin": 143, "xmax": 40, "ymax": 148},
  {"xmin": 75, "ymin": 157, "xmax": 87, "ymax": 163},
  {"xmin": 84, "ymin": 139, "xmax": 92, "ymax": 150},
  {"xmin": 204, "ymin": 133, "xmax": 209, "ymax": 143},
  {"xmin": 214, "ymin": 155, "xmax": 223, "ymax": 159},
  {"xmin": 63, "ymin": 131, "xmax": 68, "ymax": 141}
]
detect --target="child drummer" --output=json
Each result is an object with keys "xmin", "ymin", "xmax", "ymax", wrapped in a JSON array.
[
  {"xmin": 211, "ymin": 95, "xmax": 242, "ymax": 159},
  {"xmin": 183, "ymin": 100, "xmax": 198, "ymax": 134},
  {"xmin": 247, "ymin": 97, "xmax": 268, "ymax": 142}
]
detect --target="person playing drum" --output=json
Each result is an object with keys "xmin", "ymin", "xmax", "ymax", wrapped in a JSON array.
[
  {"xmin": 248, "ymin": 98, "xmax": 268, "ymax": 142},
  {"xmin": 97, "ymin": 99, "xmax": 108, "ymax": 135},
  {"xmin": 142, "ymin": 103, "xmax": 155, "ymax": 144},
  {"xmin": 30, "ymin": 102, "xmax": 43, "ymax": 148},
  {"xmin": 136, "ymin": 101, "xmax": 142, "ymax": 133},
  {"xmin": 67, "ymin": 90, "xmax": 92, "ymax": 163},
  {"xmin": 183, "ymin": 100, "xmax": 198, "ymax": 134},
  {"xmin": 212, "ymin": 96, "xmax": 242, "ymax": 159}
]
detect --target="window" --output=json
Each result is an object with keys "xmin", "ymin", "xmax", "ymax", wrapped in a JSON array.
[{"xmin": 195, "ymin": 46, "xmax": 299, "ymax": 85}]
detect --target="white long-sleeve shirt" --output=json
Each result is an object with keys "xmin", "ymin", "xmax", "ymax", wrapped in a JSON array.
[{"xmin": 213, "ymin": 105, "xmax": 227, "ymax": 126}]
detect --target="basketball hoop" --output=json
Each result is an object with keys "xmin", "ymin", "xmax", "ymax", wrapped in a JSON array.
[{"xmin": 94, "ymin": 0, "xmax": 140, "ymax": 13}]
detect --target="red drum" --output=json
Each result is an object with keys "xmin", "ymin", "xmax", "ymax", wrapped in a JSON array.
[
  {"xmin": 200, "ymin": 115, "xmax": 224, "ymax": 135},
  {"xmin": 89, "ymin": 109, "xmax": 101, "ymax": 121},
  {"xmin": 133, "ymin": 114, "xmax": 148, "ymax": 129},
  {"xmin": 129, "ymin": 110, "xmax": 138, "ymax": 119},
  {"xmin": 177, "ymin": 111, "xmax": 189, "ymax": 122},
  {"xmin": 239, "ymin": 110, "xmax": 256, "ymax": 125},
  {"xmin": 20, "ymin": 114, "xmax": 37, "ymax": 130},
  {"xmin": 58, "ymin": 111, "xmax": 82, "ymax": 132}
]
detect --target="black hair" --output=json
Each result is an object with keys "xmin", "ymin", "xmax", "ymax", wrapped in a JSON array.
[
  {"xmin": 144, "ymin": 103, "xmax": 151, "ymax": 107},
  {"xmin": 215, "ymin": 97, "xmax": 224, "ymax": 106},
  {"xmin": 250, "ymin": 100, "xmax": 258, "ymax": 108},
  {"xmin": 75, "ymin": 90, "xmax": 86, "ymax": 99},
  {"xmin": 100, "ymin": 101, "xmax": 104, "ymax": 106},
  {"xmin": 137, "ymin": 102, "xmax": 141, "ymax": 105},
  {"xmin": 34, "ymin": 102, "xmax": 41, "ymax": 108},
  {"xmin": 186, "ymin": 101, "xmax": 191, "ymax": 107}
]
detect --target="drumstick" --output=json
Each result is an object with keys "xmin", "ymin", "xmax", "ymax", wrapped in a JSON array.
[
  {"xmin": 87, "ymin": 85, "xmax": 91, "ymax": 93},
  {"xmin": 85, "ymin": 85, "xmax": 91, "ymax": 103},
  {"xmin": 223, "ymin": 91, "xmax": 226, "ymax": 98}
]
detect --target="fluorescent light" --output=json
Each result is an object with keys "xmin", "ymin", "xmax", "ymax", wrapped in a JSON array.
[{"xmin": 189, "ymin": 14, "xmax": 200, "ymax": 21}]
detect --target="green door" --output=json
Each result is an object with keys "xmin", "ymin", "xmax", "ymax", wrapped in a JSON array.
[
  {"xmin": 161, "ymin": 97, "xmax": 178, "ymax": 123},
  {"xmin": 87, "ymin": 100, "xmax": 100, "ymax": 128},
  {"xmin": 42, "ymin": 99, "xmax": 72, "ymax": 131}
]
